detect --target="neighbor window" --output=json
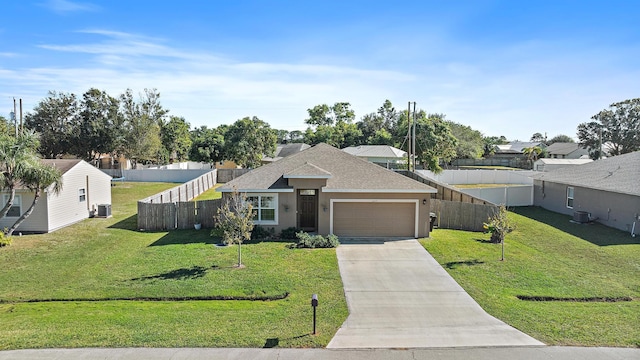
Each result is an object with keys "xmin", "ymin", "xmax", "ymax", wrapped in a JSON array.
[
  {"xmin": 246, "ymin": 194, "xmax": 277, "ymax": 224},
  {"xmin": 2, "ymin": 194, "xmax": 21, "ymax": 217},
  {"xmin": 566, "ymin": 186, "xmax": 574, "ymax": 208},
  {"xmin": 79, "ymin": 188, "xmax": 86, "ymax": 202}
]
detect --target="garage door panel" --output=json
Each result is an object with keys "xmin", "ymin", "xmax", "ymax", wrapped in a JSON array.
[{"xmin": 333, "ymin": 202, "xmax": 415, "ymax": 237}]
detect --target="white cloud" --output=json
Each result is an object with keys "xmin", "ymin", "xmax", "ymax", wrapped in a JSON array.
[
  {"xmin": 41, "ymin": 0, "xmax": 100, "ymax": 14},
  {"xmin": 4, "ymin": 28, "xmax": 640, "ymax": 140}
]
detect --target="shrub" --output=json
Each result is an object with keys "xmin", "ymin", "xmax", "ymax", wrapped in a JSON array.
[
  {"xmin": 483, "ymin": 205, "xmax": 514, "ymax": 244},
  {"xmin": 0, "ymin": 232, "xmax": 12, "ymax": 248},
  {"xmin": 295, "ymin": 231, "xmax": 340, "ymax": 248},
  {"xmin": 251, "ymin": 226, "xmax": 274, "ymax": 240},
  {"xmin": 280, "ymin": 227, "xmax": 302, "ymax": 240}
]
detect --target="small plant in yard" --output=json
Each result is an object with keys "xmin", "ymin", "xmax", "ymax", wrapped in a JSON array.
[
  {"xmin": 295, "ymin": 231, "xmax": 340, "ymax": 248},
  {"xmin": 0, "ymin": 231, "xmax": 11, "ymax": 247},
  {"xmin": 213, "ymin": 190, "xmax": 254, "ymax": 267},
  {"xmin": 483, "ymin": 205, "xmax": 514, "ymax": 244}
]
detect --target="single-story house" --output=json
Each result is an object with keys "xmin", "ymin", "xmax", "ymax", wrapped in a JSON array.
[
  {"xmin": 342, "ymin": 145, "xmax": 408, "ymax": 168},
  {"xmin": 0, "ymin": 159, "xmax": 112, "ymax": 233},
  {"xmin": 533, "ymin": 158, "xmax": 593, "ymax": 172},
  {"xmin": 262, "ymin": 143, "xmax": 311, "ymax": 164},
  {"xmin": 218, "ymin": 143, "xmax": 437, "ymax": 238},
  {"xmin": 545, "ymin": 142, "xmax": 589, "ymax": 159},
  {"xmin": 533, "ymin": 151, "xmax": 640, "ymax": 234}
]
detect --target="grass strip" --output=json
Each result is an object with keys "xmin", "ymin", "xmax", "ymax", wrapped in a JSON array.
[
  {"xmin": 0, "ymin": 292, "xmax": 289, "ymax": 304},
  {"xmin": 516, "ymin": 295, "xmax": 633, "ymax": 302}
]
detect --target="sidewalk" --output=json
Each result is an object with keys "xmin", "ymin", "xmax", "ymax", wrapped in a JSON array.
[{"xmin": 1, "ymin": 347, "xmax": 638, "ymax": 360}]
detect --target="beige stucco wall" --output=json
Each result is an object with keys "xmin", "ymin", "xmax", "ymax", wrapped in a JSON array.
[
  {"xmin": 533, "ymin": 179, "xmax": 640, "ymax": 234},
  {"xmin": 245, "ymin": 176, "xmax": 432, "ymax": 238}
]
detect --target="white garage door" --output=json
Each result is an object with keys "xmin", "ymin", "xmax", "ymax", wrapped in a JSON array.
[{"xmin": 332, "ymin": 201, "xmax": 416, "ymax": 238}]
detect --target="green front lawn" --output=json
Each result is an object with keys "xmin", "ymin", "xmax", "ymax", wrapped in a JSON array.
[
  {"xmin": 193, "ymin": 184, "xmax": 223, "ymax": 201},
  {"xmin": 422, "ymin": 206, "xmax": 639, "ymax": 347},
  {"xmin": 0, "ymin": 182, "xmax": 347, "ymax": 350}
]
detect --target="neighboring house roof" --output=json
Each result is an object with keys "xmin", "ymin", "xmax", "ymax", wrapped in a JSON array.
[
  {"xmin": 220, "ymin": 143, "xmax": 436, "ymax": 193},
  {"xmin": 534, "ymin": 159, "xmax": 593, "ymax": 166},
  {"xmin": 262, "ymin": 143, "xmax": 311, "ymax": 162},
  {"xmin": 496, "ymin": 141, "xmax": 545, "ymax": 154},
  {"xmin": 545, "ymin": 142, "xmax": 582, "ymax": 156},
  {"xmin": 41, "ymin": 159, "xmax": 83, "ymax": 175},
  {"xmin": 342, "ymin": 145, "xmax": 407, "ymax": 159},
  {"xmin": 534, "ymin": 151, "xmax": 640, "ymax": 196}
]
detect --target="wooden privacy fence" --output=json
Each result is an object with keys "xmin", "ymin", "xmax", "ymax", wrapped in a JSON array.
[
  {"xmin": 398, "ymin": 170, "xmax": 498, "ymax": 232},
  {"xmin": 137, "ymin": 199, "xmax": 222, "ymax": 231},
  {"xmin": 431, "ymin": 199, "xmax": 497, "ymax": 232},
  {"xmin": 137, "ymin": 170, "xmax": 219, "ymax": 231}
]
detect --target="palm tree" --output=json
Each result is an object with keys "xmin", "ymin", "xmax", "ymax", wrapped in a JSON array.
[
  {"xmin": 523, "ymin": 146, "xmax": 544, "ymax": 168},
  {"xmin": 0, "ymin": 131, "xmax": 40, "ymax": 220},
  {"xmin": 6, "ymin": 159, "xmax": 62, "ymax": 236}
]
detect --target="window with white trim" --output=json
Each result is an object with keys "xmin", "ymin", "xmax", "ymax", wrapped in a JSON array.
[
  {"xmin": 2, "ymin": 194, "xmax": 21, "ymax": 217},
  {"xmin": 247, "ymin": 194, "xmax": 278, "ymax": 224},
  {"xmin": 566, "ymin": 186, "xmax": 574, "ymax": 208},
  {"xmin": 79, "ymin": 188, "xmax": 86, "ymax": 202}
]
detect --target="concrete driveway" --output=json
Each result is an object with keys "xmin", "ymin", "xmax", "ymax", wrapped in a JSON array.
[{"xmin": 327, "ymin": 239, "xmax": 544, "ymax": 349}]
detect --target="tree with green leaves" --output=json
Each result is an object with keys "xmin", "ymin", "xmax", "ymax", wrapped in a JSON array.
[
  {"xmin": 213, "ymin": 190, "xmax": 254, "ymax": 268},
  {"xmin": 161, "ymin": 116, "xmax": 192, "ymax": 162},
  {"xmin": 523, "ymin": 146, "xmax": 545, "ymax": 168},
  {"xmin": 395, "ymin": 111, "xmax": 457, "ymax": 173},
  {"xmin": 24, "ymin": 91, "xmax": 78, "ymax": 158},
  {"xmin": 189, "ymin": 126, "xmax": 226, "ymax": 166},
  {"xmin": 447, "ymin": 121, "xmax": 484, "ymax": 159},
  {"xmin": 305, "ymin": 102, "xmax": 355, "ymax": 127},
  {"xmin": 0, "ymin": 132, "xmax": 40, "ymax": 220},
  {"xmin": 530, "ymin": 132, "xmax": 547, "ymax": 143},
  {"xmin": 578, "ymin": 98, "xmax": 640, "ymax": 159},
  {"xmin": 6, "ymin": 159, "xmax": 62, "ymax": 236},
  {"xmin": 70, "ymin": 88, "xmax": 121, "ymax": 161},
  {"xmin": 224, "ymin": 117, "xmax": 277, "ymax": 168},
  {"xmin": 547, "ymin": 134, "xmax": 574, "ymax": 145},
  {"xmin": 0, "ymin": 116, "xmax": 14, "ymax": 136},
  {"xmin": 119, "ymin": 88, "xmax": 166, "ymax": 167},
  {"xmin": 358, "ymin": 100, "xmax": 398, "ymax": 144}
]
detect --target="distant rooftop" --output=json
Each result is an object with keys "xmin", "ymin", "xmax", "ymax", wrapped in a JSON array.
[{"xmin": 342, "ymin": 145, "xmax": 407, "ymax": 158}]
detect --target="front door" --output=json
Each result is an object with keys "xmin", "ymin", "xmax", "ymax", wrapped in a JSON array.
[{"xmin": 297, "ymin": 189, "xmax": 318, "ymax": 232}]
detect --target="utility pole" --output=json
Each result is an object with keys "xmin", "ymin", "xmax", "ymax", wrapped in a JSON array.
[
  {"xmin": 19, "ymin": 98, "xmax": 23, "ymax": 134},
  {"xmin": 412, "ymin": 102, "xmax": 416, "ymax": 172},
  {"xmin": 13, "ymin": 98, "xmax": 17, "ymax": 136},
  {"xmin": 407, "ymin": 102, "xmax": 412, "ymax": 171}
]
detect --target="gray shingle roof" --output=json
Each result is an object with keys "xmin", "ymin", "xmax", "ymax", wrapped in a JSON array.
[
  {"xmin": 263, "ymin": 143, "xmax": 311, "ymax": 162},
  {"xmin": 220, "ymin": 143, "xmax": 436, "ymax": 193},
  {"xmin": 535, "ymin": 151, "xmax": 640, "ymax": 196},
  {"xmin": 545, "ymin": 142, "xmax": 588, "ymax": 156},
  {"xmin": 41, "ymin": 159, "xmax": 82, "ymax": 175}
]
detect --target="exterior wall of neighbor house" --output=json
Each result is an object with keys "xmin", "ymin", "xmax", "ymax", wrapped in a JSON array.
[
  {"xmin": 0, "ymin": 190, "xmax": 50, "ymax": 232},
  {"xmin": 48, "ymin": 162, "xmax": 112, "ymax": 232},
  {"xmin": 533, "ymin": 179, "xmax": 640, "ymax": 234}
]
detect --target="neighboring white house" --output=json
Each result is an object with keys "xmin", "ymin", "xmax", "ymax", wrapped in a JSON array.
[
  {"xmin": 533, "ymin": 158, "xmax": 593, "ymax": 172},
  {"xmin": 342, "ymin": 145, "xmax": 407, "ymax": 167},
  {"xmin": 0, "ymin": 159, "xmax": 112, "ymax": 233},
  {"xmin": 545, "ymin": 142, "xmax": 590, "ymax": 159}
]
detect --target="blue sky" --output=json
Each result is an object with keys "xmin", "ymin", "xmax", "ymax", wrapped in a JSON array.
[{"xmin": 1, "ymin": 0, "xmax": 639, "ymax": 141}]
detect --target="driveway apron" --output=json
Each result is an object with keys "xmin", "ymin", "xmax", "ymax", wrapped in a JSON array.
[{"xmin": 327, "ymin": 239, "xmax": 544, "ymax": 349}]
